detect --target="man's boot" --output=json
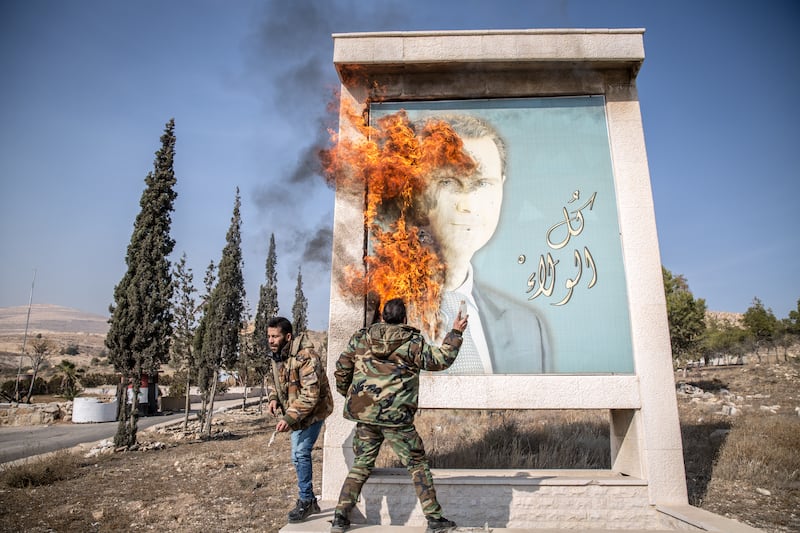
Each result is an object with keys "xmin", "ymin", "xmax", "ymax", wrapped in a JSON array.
[
  {"xmin": 287, "ymin": 498, "xmax": 321, "ymax": 522},
  {"xmin": 329, "ymin": 511, "xmax": 350, "ymax": 533},
  {"xmin": 426, "ymin": 515, "xmax": 457, "ymax": 532}
]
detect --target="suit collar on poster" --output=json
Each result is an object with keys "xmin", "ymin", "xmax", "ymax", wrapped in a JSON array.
[{"xmin": 450, "ymin": 263, "xmax": 493, "ymax": 373}]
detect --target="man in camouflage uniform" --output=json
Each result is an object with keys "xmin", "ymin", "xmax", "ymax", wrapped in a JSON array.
[
  {"xmin": 330, "ymin": 298, "xmax": 468, "ymax": 533},
  {"xmin": 266, "ymin": 316, "xmax": 333, "ymax": 523}
]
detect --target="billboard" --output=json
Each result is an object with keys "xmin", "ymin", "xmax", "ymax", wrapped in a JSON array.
[{"xmin": 369, "ymin": 97, "xmax": 634, "ymax": 374}]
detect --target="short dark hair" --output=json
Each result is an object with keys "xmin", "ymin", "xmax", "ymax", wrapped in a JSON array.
[
  {"xmin": 382, "ymin": 298, "xmax": 406, "ymax": 324},
  {"xmin": 266, "ymin": 316, "xmax": 293, "ymax": 335}
]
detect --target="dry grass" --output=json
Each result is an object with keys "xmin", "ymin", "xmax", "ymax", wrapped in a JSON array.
[
  {"xmin": 712, "ymin": 415, "xmax": 800, "ymax": 489},
  {"xmin": 0, "ymin": 450, "xmax": 83, "ymax": 488},
  {"xmin": 676, "ymin": 359, "xmax": 800, "ymax": 532},
  {"xmin": 679, "ymin": 418, "xmax": 732, "ymax": 506},
  {"xmin": 700, "ymin": 413, "xmax": 800, "ymax": 531},
  {"xmin": 376, "ymin": 409, "xmax": 610, "ymax": 470}
]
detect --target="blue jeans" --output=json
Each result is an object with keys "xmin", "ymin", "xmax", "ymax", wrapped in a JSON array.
[{"xmin": 291, "ymin": 419, "xmax": 324, "ymax": 500}]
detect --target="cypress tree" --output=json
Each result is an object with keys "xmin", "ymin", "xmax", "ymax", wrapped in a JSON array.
[
  {"xmin": 253, "ymin": 233, "xmax": 279, "ymax": 358},
  {"xmin": 106, "ymin": 119, "xmax": 177, "ymax": 447},
  {"xmin": 292, "ymin": 266, "xmax": 308, "ymax": 334},
  {"xmin": 194, "ymin": 189, "xmax": 246, "ymax": 435},
  {"xmin": 170, "ymin": 253, "xmax": 197, "ymax": 372},
  {"xmin": 170, "ymin": 253, "xmax": 198, "ymax": 431},
  {"xmin": 192, "ymin": 260, "xmax": 216, "ymax": 422},
  {"xmin": 236, "ymin": 302, "xmax": 256, "ymax": 409}
]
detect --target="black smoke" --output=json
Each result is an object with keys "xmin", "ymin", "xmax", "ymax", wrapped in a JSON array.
[{"xmin": 245, "ymin": 0, "xmax": 408, "ymax": 255}]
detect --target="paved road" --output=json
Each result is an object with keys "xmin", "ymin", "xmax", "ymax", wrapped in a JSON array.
[{"xmin": 0, "ymin": 398, "xmax": 255, "ymax": 464}]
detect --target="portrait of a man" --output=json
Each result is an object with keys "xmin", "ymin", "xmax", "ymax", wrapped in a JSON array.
[
  {"xmin": 369, "ymin": 97, "xmax": 635, "ymax": 375},
  {"xmin": 409, "ymin": 114, "xmax": 550, "ymax": 374}
]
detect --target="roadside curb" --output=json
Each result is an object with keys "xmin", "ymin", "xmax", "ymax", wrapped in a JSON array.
[{"xmin": 0, "ymin": 397, "xmax": 266, "ymax": 470}]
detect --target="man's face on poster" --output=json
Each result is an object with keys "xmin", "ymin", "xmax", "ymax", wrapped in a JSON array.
[{"xmin": 425, "ymin": 136, "xmax": 505, "ymax": 258}]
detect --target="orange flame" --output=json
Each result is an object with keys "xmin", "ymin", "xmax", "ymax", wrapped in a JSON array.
[{"xmin": 321, "ymin": 101, "xmax": 475, "ymax": 337}]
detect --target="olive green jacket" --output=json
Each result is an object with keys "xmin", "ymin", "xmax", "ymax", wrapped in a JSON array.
[
  {"xmin": 267, "ymin": 333, "xmax": 333, "ymax": 430},
  {"xmin": 335, "ymin": 322, "xmax": 462, "ymax": 427}
]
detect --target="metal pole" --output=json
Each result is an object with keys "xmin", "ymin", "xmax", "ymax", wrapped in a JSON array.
[{"xmin": 14, "ymin": 269, "xmax": 36, "ymax": 402}]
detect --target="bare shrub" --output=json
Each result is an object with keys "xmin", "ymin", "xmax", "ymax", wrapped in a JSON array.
[{"xmin": 81, "ymin": 372, "xmax": 117, "ymax": 387}]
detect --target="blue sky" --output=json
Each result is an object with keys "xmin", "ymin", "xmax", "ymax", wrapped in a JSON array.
[{"xmin": 1, "ymin": 0, "xmax": 798, "ymax": 330}]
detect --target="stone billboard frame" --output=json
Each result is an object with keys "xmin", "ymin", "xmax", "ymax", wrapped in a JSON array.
[{"xmin": 321, "ymin": 29, "xmax": 688, "ymax": 525}]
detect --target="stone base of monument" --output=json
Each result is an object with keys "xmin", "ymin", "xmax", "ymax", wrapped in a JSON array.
[
  {"xmin": 279, "ymin": 469, "xmax": 763, "ymax": 532},
  {"xmin": 351, "ymin": 469, "xmax": 656, "ymax": 529}
]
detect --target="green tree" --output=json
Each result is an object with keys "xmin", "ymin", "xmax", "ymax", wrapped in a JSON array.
[
  {"xmin": 170, "ymin": 253, "xmax": 199, "ymax": 431},
  {"xmin": 253, "ymin": 233, "xmax": 279, "ymax": 360},
  {"xmin": 786, "ymin": 298, "xmax": 800, "ymax": 335},
  {"xmin": 742, "ymin": 297, "xmax": 777, "ymax": 362},
  {"xmin": 251, "ymin": 233, "xmax": 278, "ymax": 412},
  {"xmin": 194, "ymin": 189, "xmax": 246, "ymax": 436},
  {"xmin": 292, "ymin": 266, "xmax": 308, "ymax": 334},
  {"xmin": 106, "ymin": 119, "xmax": 178, "ymax": 447},
  {"xmin": 663, "ymin": 267, "xmax": 707, "ymax": 368},
  {"xmin": 775, "ymin": 298, "xmax": 800, "ymax": 362},
  {"xmin": 774, "ymin": 320, "xmax": 794, "ymax": 363},
  {"xmin": 192, "ymin": 260, "xmax": 216, "ymax": 417},
  {"xmin": 56, "ymin": 359, "xmax": 83, "ymax": 400},
  {"xmin": 235, "ymin": 302, "xmax": 257, "ymax": 409},
  {"xmin": 700, "ymin": 316, "xmax": 748, "ymax": 366}
]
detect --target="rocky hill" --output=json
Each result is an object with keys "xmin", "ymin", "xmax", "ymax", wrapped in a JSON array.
[{"xmin": 706, "ymin": 310, "xmax": 744, "ymax": 326}]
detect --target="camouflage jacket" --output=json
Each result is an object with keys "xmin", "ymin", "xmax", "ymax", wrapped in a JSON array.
[
  {"xmin": 267, "ymin": 333, "xmax": 333, "ymax": 431},
  {"xmin": 335, "ymin": 322, "xmax": 463, "ymax": 427}
]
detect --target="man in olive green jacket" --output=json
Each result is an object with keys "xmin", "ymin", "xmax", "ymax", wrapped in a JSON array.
[
  {"xmin": 330, "ymin": 298, "xmax": 468, "ymax": 533},
  {"xmin": 266, "ymin": 316, "xmax": 333, "ymax": 524}
]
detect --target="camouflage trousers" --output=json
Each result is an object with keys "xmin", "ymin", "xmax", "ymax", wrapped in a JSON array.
[{"xmin": 334, "ymin": 422, "xmax": 443, "ymax": 519}]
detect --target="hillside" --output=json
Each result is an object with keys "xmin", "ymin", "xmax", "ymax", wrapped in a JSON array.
[
  {"xmin": 0, "ymin": 305, "xmax": 328, "ymax": 377},
  {"xmin": 0, "ymin": 304, "xmax": 109, "ymax": 335},
  {"xmin": 0, "ymin": 305, "xmax": 109, "ymax": 372}
]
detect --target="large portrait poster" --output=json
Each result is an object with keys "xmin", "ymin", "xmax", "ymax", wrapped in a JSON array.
[{"xmin": 369, "ymin": 97, "xmax": 634, "ymax": 374}]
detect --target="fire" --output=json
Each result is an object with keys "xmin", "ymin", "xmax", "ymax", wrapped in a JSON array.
[{"xmin": 321, "ymin": 100, "xmax": 475, "ymax": 337}]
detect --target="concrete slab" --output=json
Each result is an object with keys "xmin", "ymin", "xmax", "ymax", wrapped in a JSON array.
[
  {"xmin": 279, "ymin": 502, "xmax": 764, "ymax": 533},
  {"xmin": 278, "ymin": 504, "xmax": 679, "ymax": 533}
]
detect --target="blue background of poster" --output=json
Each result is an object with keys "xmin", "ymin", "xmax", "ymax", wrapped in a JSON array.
[{"xmin": 373, "ymin": 97, "xmax": 634, "ymax": 373}]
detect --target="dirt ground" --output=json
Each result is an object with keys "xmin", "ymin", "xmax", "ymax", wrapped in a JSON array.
[
  {"xmin": 1, "ymin": 360, "xmax": 798, "ymax": 533},
  {"xmin": 675, "ymin": 359, "xmax": 800, "ymax": 533},
  {"xmin": 0, "ymin": 406, "xmax": 309, "ymax": 532}
]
